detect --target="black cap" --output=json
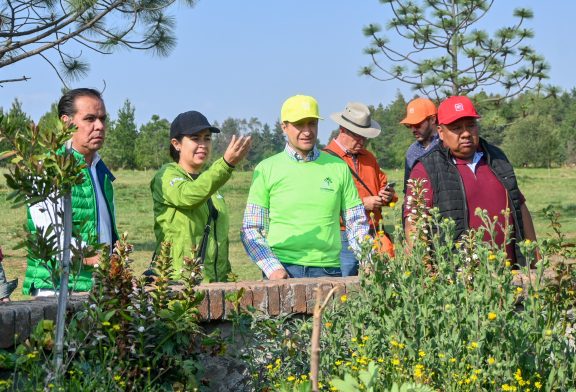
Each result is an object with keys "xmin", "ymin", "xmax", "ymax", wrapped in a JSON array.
[{"xmin": 170, "ymin": 111, "xmax": 221, "ymax": 139}]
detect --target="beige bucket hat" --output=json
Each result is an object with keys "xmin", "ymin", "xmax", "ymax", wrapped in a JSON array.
[{"xmin": 330, "ymin": 102, "xmax": 381, "ymax": 138}]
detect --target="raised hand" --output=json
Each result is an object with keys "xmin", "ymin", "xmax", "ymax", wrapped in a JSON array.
[{"xmin": 223, "ymin": 135, "xmax": 252, "ymax": 166}]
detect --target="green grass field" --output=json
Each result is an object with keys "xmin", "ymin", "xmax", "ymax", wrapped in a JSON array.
[{"xmin": 1, "ymin": 167, "xmax": 575, "ymax": 301}]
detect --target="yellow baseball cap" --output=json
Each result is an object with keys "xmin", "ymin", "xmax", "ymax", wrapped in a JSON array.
[{"xmin": 280, "ymin": 95, "xmax": 322, "ymax": 122}]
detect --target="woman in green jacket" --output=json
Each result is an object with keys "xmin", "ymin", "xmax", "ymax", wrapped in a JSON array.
[{"xmin": 150, "ymin": 111, "xmax": 251, "ymax": 282}]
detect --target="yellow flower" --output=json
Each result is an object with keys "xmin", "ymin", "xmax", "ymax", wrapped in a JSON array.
[
  {"xmin": 301, "ymin": 375, "xmax": 308, "ymax": 380},
  {"xmin": 287, "ymin": 376, "xmax": 296, "ymax": 382},
  {"xmin": 438, "ymin": 353, "xmax": 445, "ymax": 359},
  {"xmin": 450, "ymin": 358, "xmax": 457, "ymax": 363},
  {"xmin": 535, "ymin": 381, "xmax": 542, "ymax": 389},
  {"xmin": 266, "ymin": 364, "xmax": 273, "ymax": 370},
  {"xmin": 340, "ymin": 294, "xmax": 348, "ymax": 303},
  {"xmin": 468, "ymin": 341, "xmax": 478, "ymax": 350},
  {"xmin": 505, "ymin": 260, "xmax": 511, "ymax": 267},
  {"xmin": 524, "ymin": 239, "xmax": 532, "ymax": 245},
  {"xmin": 112, "ymin": 324, "xmax": 121, "ymax": 331},
  {"xmin": 389, "ymin": 202, "xmax": 396, "ymax": 208},
  {"xmin": 487, "ymin": 357, "xmax": 496, "ymax": 365},
  {"xmin": 488, "ymin": 312, "xmax": 497, "ymax": 321},
  {"xmin": 102, "ymin": 321, "xmax": 111, "ymax": 327},
  {"xmin": 516, "ymin": 287, "xmax": 524, "ymax": 294},
  {"xmin": 325, "ymin": 322, "xmax": 333, "ymax": 328},
  {"xmin": 488, "ymin": 254, "xmax": 497, "ymax": 261},
  {"xmin": 114, "ymin": 375, "xmax": 121, "ymax": 382},
  {"xmin": 511, "ymin": 270, "xmax": 519, "ymax": 275},
  {"xmin": 351, "ymin": 337, "xmax": 358, "ymax": 343},
  {"xmin": 362, "ymin": 335, "xmax": 369, "ymax": 341},
  {"xmin": 391, "ymin": 358, "xmax": 400, "ymax": 366},
  {"xmin": 404, "ymin": 271, "xmax": 411, "ymax": 277},
  {"xmin": 390, "ymin": 340, "xmax": 399, "ymax": 347},
  {"xmin": 545, "ymin": 329, "xmax": 553, "ymax": 336},
  {"xmin": 418, "ymin": 350, "xmax": 426, "ymax": 358},
  {"xmin": 335, "ymin": 360, "xmax": 343, "ymax": 366},
  {"xmin": 377, "ymin": 358, "xmax": 384, "ymax": 363}
]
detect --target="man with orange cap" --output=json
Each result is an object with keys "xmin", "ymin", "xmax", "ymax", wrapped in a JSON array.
[
  {"xmin": 404, "ymin": 96, "xmax": 538, "ymax": 266},
  {"xmin": 400, "ymin": 97, "xmax": 438, "ymax": 193}
]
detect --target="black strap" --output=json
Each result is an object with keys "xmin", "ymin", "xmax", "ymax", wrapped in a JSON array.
[
  {"xmin": 324, "ymin": 148, "xmax": 374, "ymax": 196},
  {"xmin": 198, "ymin": 198, "xmax": 218, "ymax": 264}
]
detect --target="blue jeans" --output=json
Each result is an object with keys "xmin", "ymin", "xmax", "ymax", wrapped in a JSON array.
[
  {"xmin": 281, "ymin": 263, "xmax": 342, "ymax": 278},
  {"xmin": 339, "ymin": 230, "xmax": 359, "ymax": 277}
]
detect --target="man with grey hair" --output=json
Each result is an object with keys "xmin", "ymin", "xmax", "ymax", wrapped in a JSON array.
[{"xmin": 324, "ymin": 102, "xmax": 397, "ymax": 276}]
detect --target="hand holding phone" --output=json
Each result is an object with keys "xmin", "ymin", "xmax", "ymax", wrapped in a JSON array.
[{"xmin": 384, "ymin": 181, "xmax": 396, "ymax": 191}]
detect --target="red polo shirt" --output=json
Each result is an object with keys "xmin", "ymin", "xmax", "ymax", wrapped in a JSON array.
[
  {"xmin": 324, "ymin": 140, "xmax": 397, "ymax": 231},
  {"xmin": 405, "ymin": 155, "xmax": 525, "ymax": 261}
]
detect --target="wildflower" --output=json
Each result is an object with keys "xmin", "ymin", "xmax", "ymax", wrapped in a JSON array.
[
  {"xmin": 287, "ymin": 375, "xmax": 296, "ymax": 382},
  {"xmin": 449, "ymin": 358, "xmax": 457, "ymax": 363},
  {"xmin": 114, "ymin": 375, "xmax": 121, "ymax": 382},
  {"xmin": 418, "ymin": 350, "xmax": 426, "ymax": 358},
  {"xmin": 340, "ymin": 294, "xmax": 347, "ymax": 303},
  {"xmin": 389, "ymin": 202, "xmax": 396, "ymax": 208},
  {"xmin": 468, "ymin": 341, "xmax": 479, "ymax": 350},
  {"xmin": 487, "ymin": 357, "xmax": 495, "ymax": 365},
  {"xmin": 488, "ymin": 312, "xmax": 497, "ymax": 321},
  {"xmin": 112, "ymin": 324, "xmax": 121, "ymax": 331},
  {"xmin": 391, "ymin": 358, "xmax": 400, "ymax": 366},
  {"xmin": 535, "ymin": 381, "xmax": 542, "ymax": 389},
  {"xmin": 102, "ymin": 321, "xmax": 111, "ymax": 327},
  {"xmin": 351, "ymin": 337, "xmax": 357, "ymax": 343},
  {"xmin": 404, "ymin": 271, "xmax": 411, "ymax": 277},
  {"xmin": 545, "ymin": 329, "xmax": 553, "ymax": 336},
  {"xmin": 524, "ymin": 239, "xmax": 532, "ymax": 245},
  {"xmin": 377, "ymin": 358, "xmax": 384, "ymax": 363},
  {"xmin": 138, "ymin": 326, "xmax": 145, "ymax": 333},
  {"xmin": 301, "ymin": 375, "xmax": 308, "ymax": 380},
  {"xmin": 390, "ymin": 340, "xmax": 399, "ymax": 347},
  {"xmin": 505, "ymin": 260, "xmax": 511, "ymax": 267},
  {"xmin": 488, "ymin": 254, "xmax": 497, "ymax": 261},
  {"xmin": 516, "ymin": 287, "xmax": 523, "ymax": 294},
  {"xmin": 362, "ymin": 335, "xmax": 369, "ymax": 342},
  {"xmin": 266, "ymin": 364, "xmax": 273, "ymax": 370},
  {"xmin": 325, "ymin": 322, "xmax": 333, "ymax": 328},
  {"xmin": 335, "ymin": 360, "xmax": 343, "ymax": 366},
  {"xmin": 438, "ymin": 353, "xmax": 445, "ymax": 359}
]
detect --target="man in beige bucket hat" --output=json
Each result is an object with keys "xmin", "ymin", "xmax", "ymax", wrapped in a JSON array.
[{"xmin": 324, "ymin": 102, "xmax": 397, "ymax": 276}]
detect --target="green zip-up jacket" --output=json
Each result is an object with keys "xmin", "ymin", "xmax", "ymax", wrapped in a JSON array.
[
  {"xmin": 23, "ymin": 149, "xmax": 118, "ymax": 294},
  {"xmin": 150, "ymin": 158, "xmax": 234, "ymax": 282}
]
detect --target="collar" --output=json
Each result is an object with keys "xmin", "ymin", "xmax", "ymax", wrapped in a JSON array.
[
  {"xmin": 284, "ymin": 144, "xmax": 320, "ymax": 162},
  {"xmin": 333, "ymin": 138, "xmax": 364, "ymax": 157}
]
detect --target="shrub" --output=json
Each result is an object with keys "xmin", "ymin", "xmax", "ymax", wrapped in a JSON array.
[{"xmin": 241, "ymin": 183, "xmax": 576, "ymax": 391}]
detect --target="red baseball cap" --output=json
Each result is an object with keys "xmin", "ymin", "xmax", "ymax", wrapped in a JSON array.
[{"xmin": 437, "ymin": 96, "xmax": 481, "ymax": 125}]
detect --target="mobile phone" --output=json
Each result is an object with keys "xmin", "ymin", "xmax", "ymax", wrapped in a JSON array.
[{"xmin": 384, "ymin": 181, "xmax": 396, "ymax": 191}]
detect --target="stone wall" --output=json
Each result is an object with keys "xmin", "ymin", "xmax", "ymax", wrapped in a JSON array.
[{"xmin": 0, "ymin": 277, "xmax": 360, "ymax": 349}]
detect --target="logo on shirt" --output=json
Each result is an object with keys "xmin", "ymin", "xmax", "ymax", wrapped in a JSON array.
[{"xmin": 320, "ymin": 177, "xmax": 334, "ymax": 192}]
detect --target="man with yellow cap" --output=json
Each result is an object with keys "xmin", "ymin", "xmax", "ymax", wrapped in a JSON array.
[
  {"xmin": 400, "ymin": 97, "xmax": 438, "ymax": 193},
  {"xmin": 241, "ymin": 95, "xmax": 370, "ymax": 279}
]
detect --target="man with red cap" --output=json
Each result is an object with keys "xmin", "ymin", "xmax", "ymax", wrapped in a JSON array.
[{"xmin": 404, "ymin": 96, "xmax": 538, "ymax": 266}]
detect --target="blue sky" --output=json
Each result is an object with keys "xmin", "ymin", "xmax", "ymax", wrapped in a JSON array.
[{"xmin": 0, "ymin": 0, "xmax": 573, "ymax": 143}]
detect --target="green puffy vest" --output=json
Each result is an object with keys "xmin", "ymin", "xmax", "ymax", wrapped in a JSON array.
[
  {"xmin": 150, "ymin": 159, "xmax": 233, "ymax": 283},
  {"xmin": 22, "ymin": 149, "xmax": 118, "ymax": 294}
]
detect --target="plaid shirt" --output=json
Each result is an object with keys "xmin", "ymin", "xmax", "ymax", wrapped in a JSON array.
[{"xmin": 241, "ymin": 144, "xmax": 369, "ymax": 277}]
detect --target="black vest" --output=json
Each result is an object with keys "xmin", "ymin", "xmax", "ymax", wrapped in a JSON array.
[{"xmin": 417, "ymin": 138, "xmax": 525, "ymax": 250}]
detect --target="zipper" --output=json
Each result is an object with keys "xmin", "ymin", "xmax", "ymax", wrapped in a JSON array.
[
  {"xmin": 213, "ymin": 214, "xmax": 219, "ymax": 282},
  {"xmin": 87, "ymin": 167, "xmax": 100, "ymax": 243}
]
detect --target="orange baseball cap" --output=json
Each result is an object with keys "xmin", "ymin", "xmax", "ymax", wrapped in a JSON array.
[{"xmin": 400, "ymin": 97, "xmax": 437, "ymax": 125}]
